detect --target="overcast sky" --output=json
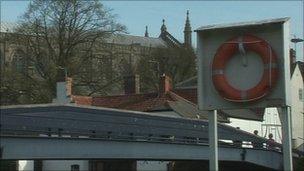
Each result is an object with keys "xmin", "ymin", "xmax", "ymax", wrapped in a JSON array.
[{"xmin": 1, "ymin": 0, "xmax": 303, "ymax": 61}]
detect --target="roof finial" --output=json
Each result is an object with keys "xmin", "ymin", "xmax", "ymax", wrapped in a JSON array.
[
  {"xmin": 186, "ymin": 10, "xmax": 190, "ymax": 25},
  {"xmin": 145, "ymin": 25, "xmax": 149, "ymax": 37},
  {"xmin": 161, "ymin": 19, "xmax": 167, "ymax": 33}
]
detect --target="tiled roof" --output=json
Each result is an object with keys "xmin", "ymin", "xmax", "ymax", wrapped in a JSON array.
[
  {"xmin": 0, "ymin": 22, "xmax": 167, "ymax": 48},
  {"xmin": 72, "ymin": 96, "xmax": 92, "ymax": 106},
  {"xmin": 73, "ymin": 84, "xmax": 267, "ymax": 121},
  {"xmin": 73, "ymin": 92, "xmax": 172, "ymax": 112},
  {"xmin": 290, "ymin": 61, "xmax": 304, "ymax": 79},
  {"xmin": 73, "ymin": 88, "xmax": 230, "ymax": 122},
  {"xmin": 297, "ymin": 61, "xmax": 304, "ymax": 78},
  {"xmin": 74, "ymin": 90, "xmax": 193, "ymax": 112},
  {"xmin": 171, "ymin": 88, "xmax": 197, "ymax": 104}
]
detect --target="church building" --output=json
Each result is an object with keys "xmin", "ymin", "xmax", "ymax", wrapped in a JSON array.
[{"xmin": 0, "ymin": 11, "xmax": 193, "ymax": 101}]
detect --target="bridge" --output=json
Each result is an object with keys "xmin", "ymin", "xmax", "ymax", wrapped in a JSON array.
[{"xmin": 0, "ymin": 104, "xmax": 300, "ymax": 170}]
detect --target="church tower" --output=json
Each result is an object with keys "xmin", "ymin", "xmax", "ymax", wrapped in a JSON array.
[{"xmin": 183, "ymin": 10, "xmax": 192, "ymax": 48}]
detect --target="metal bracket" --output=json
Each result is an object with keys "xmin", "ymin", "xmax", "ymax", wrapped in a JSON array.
[{"xmin": 238, "ymin": 36, "xmax": 248, "ymax": 67}]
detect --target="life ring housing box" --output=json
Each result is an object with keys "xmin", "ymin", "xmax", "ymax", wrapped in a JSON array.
[{"xmin": 196, "ymin": 18, "xmax": 291, "ymax": 111}]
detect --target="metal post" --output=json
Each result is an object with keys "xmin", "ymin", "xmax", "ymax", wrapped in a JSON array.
[
  {"xmin": 208, "ymin": 110, "xmax": 218, "ymax": 171},
  {"xmin": 281, "ymin": 106, "xmax": 293, "ymax": 171}
]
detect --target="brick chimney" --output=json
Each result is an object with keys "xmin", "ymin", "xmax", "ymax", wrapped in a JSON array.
[
  {"xmin": 124, "ymin": 74, "xmax": 140, "ymax": 95},
  {"xmin": 159, "ymin": 74, "xmax": 172, "ymax": 96}
]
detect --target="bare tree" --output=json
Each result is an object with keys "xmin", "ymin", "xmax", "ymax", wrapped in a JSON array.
[
  {"xmin": 138, "ymin": 46, "xmax": 197, "ymax": 92},
  {"xmin": 2, "ymin": 0, "xmax": 126, "ymax": 104}
]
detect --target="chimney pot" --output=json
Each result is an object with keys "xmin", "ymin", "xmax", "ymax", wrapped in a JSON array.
[
  {"xmin": 159, "ymin": 74, "xmax": 172, "ymax": 95},
  {"xmin": 66, "ymin": 77, "xmax": 72, "ymax": 97}
]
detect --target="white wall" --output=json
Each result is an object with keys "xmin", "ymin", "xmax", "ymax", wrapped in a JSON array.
[
  {"xmin": 227, "ymin": 107, "xmax": 282, "ymax": 143},
  {"xmin": 290, "ymin": 65, "xmax": 304, "ymax": 148},
  {"xmin": 18, "ymin": 160, "xmax": 34, "ymax": 171}
]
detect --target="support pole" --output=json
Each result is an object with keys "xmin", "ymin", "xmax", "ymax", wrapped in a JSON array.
[
  {"xmin": 281, "ymin": 107, "xmax": 293, "ymax": 171},
  {"xmin": 208, "ymin": 110, "xmax": 218, "ymax": 171}
]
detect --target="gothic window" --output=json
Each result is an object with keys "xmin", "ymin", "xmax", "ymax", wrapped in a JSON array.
[
  {"xmin": 114, "ymin": 52, "xmax": 133, "ymax": 75},
  {"xmin": 90, "ymin": 52, "xmax": 113, "ymax": 82},
  {"xmin": 12, "ymin": 50, "xmax": 26, "ymax": 73}
]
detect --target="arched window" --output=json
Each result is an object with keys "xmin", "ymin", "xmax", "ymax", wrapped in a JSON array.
[
  {"xmin": 71, "ymin": 164, "xmax": 80, "ymax": 171},
  {"xmin": 12, "ymin": 50, "xmax": 26, "ymax": 73}
]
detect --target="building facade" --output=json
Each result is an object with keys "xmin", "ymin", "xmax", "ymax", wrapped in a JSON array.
[{"xmin": 0, "ymin": 11, "xmax": 193, "ymax": 102}]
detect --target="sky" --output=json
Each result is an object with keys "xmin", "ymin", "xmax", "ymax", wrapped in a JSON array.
[{"xmin": 1, "ymin": 0, "xmax": 304, "ymax": 61}]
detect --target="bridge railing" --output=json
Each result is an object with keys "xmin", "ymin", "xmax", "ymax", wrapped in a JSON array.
[
  {"xmin": 0, "ymin": 125, "xmax": 285, "ymax": 153},
  {"xmin": 1, "ymin": 104, "xmax": 302, "ymax": 157}
]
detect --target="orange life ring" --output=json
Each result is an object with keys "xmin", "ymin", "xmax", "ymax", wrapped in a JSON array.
[{"xmin": 212, "ymin": 35, "xmax": 279, "ymax": 102}]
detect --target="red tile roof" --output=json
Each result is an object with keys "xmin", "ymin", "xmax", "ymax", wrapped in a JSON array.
[
  {"xmin": 73, "ymin": 86, "xmax": 264, "ymax": 121},
  {"xmin": 73, "ymin": 92, "xmax": 173, "ymax": 112},
  {"xmin": 72, "ymin": 96, "xmax": 92, "ymax": 106},
  {"xmin": 73, "ymin": 86, "xmax": 200, "ymax": 112}
]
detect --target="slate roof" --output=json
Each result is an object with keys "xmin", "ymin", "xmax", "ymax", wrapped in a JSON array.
[
  {"xmin": 171, "ymin": 88, "xmax": 264, "ymax": 121},
  {"xmin": 104, "ymin": 34, "xmax": 167, "ymax": 48},
  {"xmin": 290, "ymin": 61, "xmax": 304, "ymax": 79},
  {"xmin": 1, "ymin": 22, "xmax": 167, "ymax": 48}
]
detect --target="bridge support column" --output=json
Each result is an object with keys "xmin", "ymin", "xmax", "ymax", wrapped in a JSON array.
[
  {"xmin": 208, "ymin": 110, "xmax": 218, "ymax": 171},
  {"xmin": 34, "ymin": 160, "xmax": 42, "ymax": 171},
  {"xmin": 281, "ymin": 107, "xmax": 293, "ymax": 171}
]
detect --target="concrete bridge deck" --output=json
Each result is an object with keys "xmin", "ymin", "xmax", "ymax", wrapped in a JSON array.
[{"xmin": 1, "ymin": 104, "xmax": 300, "ymax": 170}]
